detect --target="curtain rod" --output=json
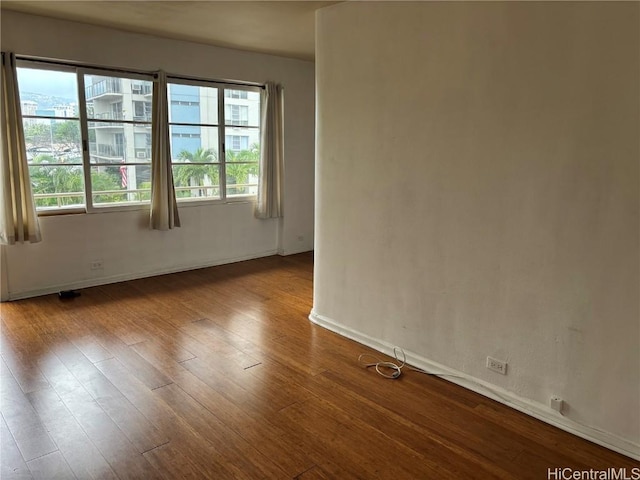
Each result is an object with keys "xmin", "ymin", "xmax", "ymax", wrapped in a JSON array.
[{"xmin": 9, "ymin": 53, "xmax": 265, "ymax": 90}]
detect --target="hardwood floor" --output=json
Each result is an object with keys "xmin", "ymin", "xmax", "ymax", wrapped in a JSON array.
[{"xmin": 1, "ymin": 253, "xmax": 636, "ymax": 479}]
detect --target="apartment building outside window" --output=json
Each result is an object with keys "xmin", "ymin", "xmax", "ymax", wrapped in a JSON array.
[
  {"xmin": 85, "ymin": 73, "xmax": 154, "ymax": 206},
  {"xmin": 168, "ymin": 81, "xmax": 261, "ymax": 200}
]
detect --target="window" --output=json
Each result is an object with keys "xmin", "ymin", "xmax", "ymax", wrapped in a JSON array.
[
  {"xmin": 225, "ymin": 135, "xmax": 249, "ymax": 151},
  {"xmin": 133, "ymin": 101, "xmax": 151, "ymax": 121},
  {"xmin": 15, "ymin": 58, "xmax": 263, "ymax": 213},
  {"xmin": 18, "ymin": 67, "xmax": 84, "ymax": 210},
  {"xmin": 16, "ymin": 63, "xmax": 154, "ymax": 211},
  {"xmin": 225, "ymin": 104, "xmax": 249, "ymax": 126},
  {"xmin": 85, "ymin": 74, "xmax": 153, "ymax": 206},
  {"xmin": 168, "ymin": 81, "xmax": 260, "ymax": 200},
  {"xmin": 225, "ymin": 89, "xmax": 248, "ymax": 100}
]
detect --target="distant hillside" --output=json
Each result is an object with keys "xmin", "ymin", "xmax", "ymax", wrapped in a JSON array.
[{"xmin": 19, "ymin": 92, "xmax": 76, "ymax": 109}]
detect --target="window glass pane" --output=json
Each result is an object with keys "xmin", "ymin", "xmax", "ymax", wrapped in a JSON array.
[
  {"xmin": 168, "ymin": 83, "xmax": 260, "ymax": 201},
  {"xmin": 172, "ymin": 164, "xmax": 220, "ymax": 200},
  {"xmin": 85, "ymin": 72, "xmax": 153, "ymax": 188},
  {"xmin": 29, "ymin": 164, "xmax": 84, "ymax": 209},
  {"xmin": 17, "ymin": 66, "xmax": 83, "ymax": 211},
  {"xmin": 168, "ymin": 84, "xmax": 218, "ymax": 124},
  {"xmin": 224, "ymin": 89, "xmax": 260, "ymax": 127},
  {"xmin": 170, "ymin": 126, "xmax": 218, "ymax": 163},
  {"xmin": 89, "ymin": 124, "xmax": 152, "ymax": 164},
  {"xmin": 224, "ymin": 128, "xmax": 259, "ymax": 162},
  {"xmin": 84, "ymin": 75, "xmax": 153, "ymax": 121},
  {"xmin": 17, "ymin": 68, "xmax": 79, "ymax": 119},
  {"xmin": 90, "ymin": 165, "xmax": 151, "ymax": 206},
  {"xmin": 24, "ymin": 119, "xmax": 82, "ymax": 164},
  {"xmin": 226, "ymin": 163, "xmax": 258, "ymax": 197}
]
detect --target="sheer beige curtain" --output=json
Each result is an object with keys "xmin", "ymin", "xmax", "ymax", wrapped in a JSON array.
[
  {"xmin": 0, "ymin": 52, "xmax": 41, "ymax": 245},
  {"xmin": 255, "ymin": 82, "xmax": 284, "ymax": 219},
  {"xmin": 150, "ymin": 70, "xmax": 180, "ymax": 230}
]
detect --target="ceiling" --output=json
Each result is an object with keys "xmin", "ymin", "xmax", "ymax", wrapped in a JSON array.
[{"xmin": 1, "ymin": 1, "xmax": 340, "ymax": 61}]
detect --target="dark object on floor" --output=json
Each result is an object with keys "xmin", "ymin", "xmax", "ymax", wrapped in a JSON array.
[{"xmin": 58, "ymin": 290, "xmax": 81, "ymax": 300}]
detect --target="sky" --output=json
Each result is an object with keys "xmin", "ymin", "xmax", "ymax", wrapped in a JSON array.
[{"xmin": 16, "ymin": 67, "xmax": 78, "ymax": 102}]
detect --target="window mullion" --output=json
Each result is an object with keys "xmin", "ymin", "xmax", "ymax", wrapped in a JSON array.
[
  {"xmin": 218, "ymin": 86, "xmax": 226, "ymax": 201},
  {"xmin": 77, "ymin": 69, "xmax": 93, "ymax": 212}
]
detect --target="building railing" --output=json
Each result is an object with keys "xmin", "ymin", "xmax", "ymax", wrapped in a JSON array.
[
  {"xmin": 85, "ymin": 78, "xmax": 123, "ymax": 100},
  {"xmin": 88, "ymin": 111, "xmax": 125, "ymax": 128},
  {"xmin": 89, "ymin": 142, "xmax": 125, "ymax": 158},
  {"xmin": 94, "ymin": 112, "xmax": 124, "ymax": 120}
]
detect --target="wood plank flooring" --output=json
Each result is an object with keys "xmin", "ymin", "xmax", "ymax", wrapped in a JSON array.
[{"xmin": 0, "ymin": 253, "xmax": 636, "ymax": 479}]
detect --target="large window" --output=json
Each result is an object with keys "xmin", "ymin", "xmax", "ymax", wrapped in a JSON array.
[
  {"xmin": 168, "ymin": 82, "xmax": 261, "ymax": 200},
  {"xmin": 85, "ymin": 73, "xmax": 154, "ymax": 206},
  {"xmin": 17, "ymin": 62, "xmax": 154, "ymax": 211},
  {"xmin": 18, "ymin": 66, "xmax": 84, "ymax": 210},
  {"xmin": 15, "ymin": 59, "xmax": 262, "ymax": 213}
]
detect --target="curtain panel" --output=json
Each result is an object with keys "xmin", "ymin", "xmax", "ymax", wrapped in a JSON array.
[
  {"xmin": 149, "ymin": 70, "xmax": 180, "ymax": 230},
  {"xmin": 0, "ymin": 51, "xmax": 42, "ymax": 245},
  {"xmin": 255, "ymin": 82, "xmax": 284, "ymax": 219}
]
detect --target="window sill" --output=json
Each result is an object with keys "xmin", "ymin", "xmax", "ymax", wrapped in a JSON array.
[
  {"xmin": 177, "ymin": 196, "xmax": 257, "ymax": 208},
  {"xmin": 36, "ymin": 196, "xmax": 257, "ymax": 216}
]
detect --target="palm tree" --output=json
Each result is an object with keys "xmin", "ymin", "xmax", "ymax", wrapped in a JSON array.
[
  {"xmin": 225, "ymin": 143, "xmax": 259, "ymax": 195},
  {"xmin": 177, "ymin": 147, "xmax": 217, "ymax": 163},
  {"xmin": 28, "ymin": 154, "xmax": 83, "ymax": 207},
  {"xmin": 173, "ymin": 148, "xmax": 219, "ymax": 198},
  {"xmin": 29, "ymin": 154, "xmax": 126, "ymax": 207}
]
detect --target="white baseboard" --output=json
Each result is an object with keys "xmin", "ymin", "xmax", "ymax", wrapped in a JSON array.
[
  {"xmin": 6, "ymin": 249, "xmax": 278, "ymax": 301},
  {"xmin": 309, "ymin": 309, "xmax": 640, "ymax": 461}
]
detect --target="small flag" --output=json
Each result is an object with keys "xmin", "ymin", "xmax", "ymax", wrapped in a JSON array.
[{"xmin": 120, "ymin": 164, "xmax": 128, "ymax": 188}]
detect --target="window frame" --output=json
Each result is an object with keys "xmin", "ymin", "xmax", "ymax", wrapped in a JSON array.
[
  {"xmin": 17, "ymin": 60, "xmax": 85, "ymax": 214},
  {"xmin": 15, "ymin": 57, "xmax": 264, "ymax": 215},
  {"xmin": 167, "ymin": 77, "xmax": 261, "ymax": 205},
  {"xmin": 79, "ymin": 67, "xmax": 156, "ymax": 213}
]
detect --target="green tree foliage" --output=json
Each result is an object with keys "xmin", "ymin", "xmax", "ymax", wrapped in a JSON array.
[
  {"xmin": 23, "ymin": 123, "xmax": 51, "ymax": 148},
  {"xmin": 29, "ymin": 154, "xmax": 123, "ymax": 207},
  {"xmin": 28, "ymin": 154, "xmax": 83, "ymax": 208},
  {"xmin": 173, "ymin": 148, "xmax": 219, "ymax": 198},
  {"xmin": 136, "ymin": 181, "xmax": 152, "ymax": 202},
  {"xmin": 225, "ymin": 143, "xmax": 259, "ymax": 195},
  {"xmin": 24, "ymin": 120, "xmax": 81, "ymax": 159},
  {"xmin": 91, "ymin": 170, "xmax": 127, "ymax": 204},
  {"xmin": 52, "ymin": 121, "xmax": 81, "ymax": 152}
]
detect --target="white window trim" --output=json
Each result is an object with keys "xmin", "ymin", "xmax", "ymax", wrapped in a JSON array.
[
  {"xmin": 167, "ymin": 76, "xmax": 261, "ymax": 204},
  {"xmin": 78, "ymin": 67, "xmax": 156, "ymax": 213}
]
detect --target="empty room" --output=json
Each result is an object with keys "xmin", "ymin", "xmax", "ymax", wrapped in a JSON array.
[{"xmin": 1, "ymin": 1, "xmax": 638, "ymax": 479}]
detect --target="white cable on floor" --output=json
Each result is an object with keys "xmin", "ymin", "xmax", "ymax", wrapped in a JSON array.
[
  {"xmin": 358, "ymin": 346, "xmax": 407, "ymax": 379},
  {"xmin": 357, "ymin": 346, "xmax": 627, "ymax": 446},
  {"xmin": 358, "ymin": 346, "xmax": 513, "ymax": 403}
]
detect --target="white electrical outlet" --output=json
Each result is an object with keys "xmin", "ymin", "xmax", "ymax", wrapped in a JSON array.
[
  {"xmin": 550, "ymin": 396, "xmax": 564, "ymax": 414},
  {"xmin": 90, "ymin": 259, "xmax": 104, "ymax": 270},
  {"xmin": 486, "ymin": 356, "xmax": 507, "ymax": 375}
]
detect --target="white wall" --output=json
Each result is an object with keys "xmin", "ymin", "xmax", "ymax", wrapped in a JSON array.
[
  {"xmin": 0, "ymin": 10, "xmax": 315, "ymax": 300},
  {"xmin": 313, "ymin": 2, "xmax": 639, "ymax": 457}
]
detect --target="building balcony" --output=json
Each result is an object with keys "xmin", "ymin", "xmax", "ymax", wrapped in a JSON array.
[
  {"xmin": 88, "ymin": 112, "xmax": 125, "ymax": 128},
  {"xmin": 89, "ymin": 142, "xmax": 124, "ymax": 160},
  {"xmin": 133, "ymin": 114, "xmax": 152, "ymax": 123},
  {"xmin": 85, "ymin": 78, "xmax": 123, "ymax": 100}
]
